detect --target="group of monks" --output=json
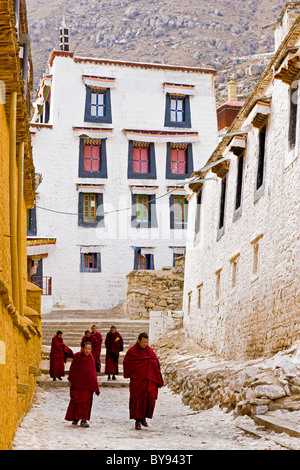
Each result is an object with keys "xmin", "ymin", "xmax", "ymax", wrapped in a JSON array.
[{"xmin": 49, "ymin": 325, "xmax": 164, "ymax": 430}]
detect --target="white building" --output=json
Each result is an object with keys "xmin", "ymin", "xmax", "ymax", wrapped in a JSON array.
[
  {"xmin": 29, "ymin": 36, "xmax": 218, "ymax": 313},
  {"xmin": 182, "ymin": 3, "xmax": 300, "ymax": 361}
]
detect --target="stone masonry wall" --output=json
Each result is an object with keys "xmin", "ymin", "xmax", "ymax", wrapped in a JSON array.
[{"xmin": 126, "ymin": 257, "xmax": 184, "ymax": 319}]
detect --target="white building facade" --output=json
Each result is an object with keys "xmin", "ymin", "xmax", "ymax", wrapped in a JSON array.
[
  {"xmin": 29, "ymin": 49, "xmax": 218, "ymax": 313},
  {"xmin": 182, "ymin": 4, "xmax": 300, "ymax": 361}
]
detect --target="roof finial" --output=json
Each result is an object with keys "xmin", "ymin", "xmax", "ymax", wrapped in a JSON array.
[
  {"xmin": 59, "ymin": 16, "xmax": 69, "ymax": 51},
  {"xmin": 228, "ymin": 76, "xmax": 237, "ymax": 101}
]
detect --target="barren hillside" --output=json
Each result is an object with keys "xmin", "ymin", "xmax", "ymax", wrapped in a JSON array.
[{"xmin": 26, "ymin": 0, "xmax": 284, "ymax": 105}]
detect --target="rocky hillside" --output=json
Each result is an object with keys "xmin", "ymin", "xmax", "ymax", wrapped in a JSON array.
[{"xmin": 26, "ymin": 0, "xmax": 285, "ymax": 105}]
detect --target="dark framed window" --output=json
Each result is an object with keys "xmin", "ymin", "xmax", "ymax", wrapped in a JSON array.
[
  {"xmin": 84, "ymin": 87, "xmax": 112, "ymax": 124},
  {"xmin": 80, "ymin": 252, "xmax": 101, "ymax": 272},
  {"xmin": 133, "ymin": 248, "xmax": 155, "ymax": 270},
  {"xmin": 235, "ymin": 151, "xmax": 244, "ymax": 210},
  {"xmin": 78, "ymin": 137, "xmax": 107, "ymax": 178},
  {"xmin": 218, "ymin": 176, "xmax": 227, "ymax": 231},
  {"xmin": 128, "ymin": 141, "xmax": 156, "ymax": 179},
  {"xmin": 164, "ymin": 93, "xmax": 191, "ymax": 128},
  {"xmin": 256, "ymin": 126, "xmax": 266, "ymax": 190},
  {"xmin": 289, "ymin": 82, "xmax": 298, "ymax": 150},
  {"xmin": 131, "ymin": 194, "xmax": 158, "ymax": 228},
  {"xmin": 170, "ymin": 195, "xmax": 188, "ymax": 229},
  {"xmin": 78, "ymin": 193, "xmax": 104, "ymax": 228},
  {"xmin": 166, "ymin": 143, "xmax": 193, "ymax": 180},
  {"xmin": 195, "ymin": 190, "xmax": 202, "ymax": 235},
  {"xmin": 27, "ymin": 206, "xmax": 37, "ymax": 236}
]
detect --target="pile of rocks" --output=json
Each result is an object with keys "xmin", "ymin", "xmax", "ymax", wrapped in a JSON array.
[{"xmin": 154, "ymin": 329, "xmax": 300, "ymax": 418}]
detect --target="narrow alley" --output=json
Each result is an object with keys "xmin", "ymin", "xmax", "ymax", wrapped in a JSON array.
[{"xmin": 11, "ymin": 382, "xmax": 298, "ymax": 451}]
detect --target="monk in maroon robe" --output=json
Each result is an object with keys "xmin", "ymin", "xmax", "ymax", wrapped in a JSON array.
[
  {"xmin": 49, "ymin": 331, "xmax": 74, "ymax": 381},
  {"xmin": 123, "ymin": 332, "xmax": 163, "ymax": 430},
  {"xmin": 105, "ymin": 326, "xmax": 123, "ymax": 380},
  {"xmin": 80, "ymin": 330, "xmax": 93, "ymax": 348},
  {"xmin": 65, "ymin": 342, "xmax": 100, "ymax": 427},
  {"xmin": 91, "ymin": 325, "xmax": 102, "ymax": 373}
]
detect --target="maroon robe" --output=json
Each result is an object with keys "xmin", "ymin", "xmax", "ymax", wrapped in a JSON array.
[
  {"xmin": 65, "ymin": 351, "xmax": 100, "ymax": 422},
  {"xmin": 49, "ymin": 335, "xmax": 74, "ymax": 379},
  {"xmin": 91, "ymin": 331, "xmax": 102, "ymax": 372},
  {"xmin": 105, "ymin": 330, "xmax": 123, "ymax": 375},
  {"xmin": 123, "ymin": 342, "xmax": 163, "ymax": 420},
  {"xmin": 81, "ymin": 334, "xmax": 93, "ymax": 348}
]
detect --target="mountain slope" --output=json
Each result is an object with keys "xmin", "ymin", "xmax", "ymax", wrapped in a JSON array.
[{"xmin": 26, "ymin": 0, "xmax": 284, "ymax": 104}]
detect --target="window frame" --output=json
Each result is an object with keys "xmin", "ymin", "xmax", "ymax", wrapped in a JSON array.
[
  {"xmin": 164, "ymin": 93, "xmax": 191, "ymax": 128},
  {"xmin": 78, "ymin": 192, "xmax": 104, "ymax": 228},
  {"xmin": 127, "ymin": 141, "xmax": 157, "ymax": 179},
  {"xmin": 84, "ymin": 87, "xmax": 112, "ymax": 124},
  {"xmin": 80, "ymin": 252, "xmax": 101, "ymax": 273},
  {"xmin": 131, "ymin": 193, "xmax": 158, "ymax": 228},
  {"xmin": 166, "ymin": 143, "xmax": 193, "ymax": 180},
  {"xmin": 169, "ymin": 194, "xmax": 188, "ymax": 229},
  {"xmin": 78, "ymin": 137, "xmax": 108, "ymax": 178}
]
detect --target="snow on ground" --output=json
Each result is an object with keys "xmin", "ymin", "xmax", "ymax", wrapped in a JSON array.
[{"xmin": 11, "ymin": 385, "xmax": 294, "ymax": 451}]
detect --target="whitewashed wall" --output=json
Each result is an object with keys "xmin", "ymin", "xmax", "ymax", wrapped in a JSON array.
[
  {"xmin": 183, "ymin": 58, "xmax": 300, "ymax": 360},
  {"xmin": 31, "ymin": 55, "xmax": 218, "ymax": 311}
]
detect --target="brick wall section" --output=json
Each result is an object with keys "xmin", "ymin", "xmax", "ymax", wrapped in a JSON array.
[{"xmin": 126, "ymin": 257, "xmax": 185, "ymax": 319}]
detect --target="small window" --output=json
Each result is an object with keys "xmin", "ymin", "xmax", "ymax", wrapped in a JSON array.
[
  {"xmin": 78, "ymin": 193, "xmax": 104, "ymax": 228},
  {"xmin": 218, "ymin": 176, "xmax": 227, "ymax": 231},
  {"xmin": 27, "ymin": 206, "xmax": 37, "ymax": 236},
  {"xmin": 90, "ymin": 90, "xmax": 105, "ymax": 118},
  {"xmin": 170, "ymin": 95, "xmax": 185, "ymax": 123},
  {"xmin": 235, "ymin": 152, "xmax": 244, "ymax": 211},
  {"xmin": 84, "ymin": 144, "xmax": 101, "ymax": 173},
  {"xmin": 289, "ymin": 82, "xmax": 298, "ymax": 151},
  {"xmin": 256, "ymin": 127, "xmax": 266, "ymax": 190},
  {"xmin": 174, "ymin": 196, "xmax": 186, "ymax": 225},
  {"xmin": 84, "ymin": 194, "xmax": 97, "ymax": 223},
  {"xmin": 136, "ymin": 195, "xmax": 149, "ymax": 223},
  {"xmin": 170, "ymin": 195, "xmax": 188, "ymax": 229},
  {"xmin": 253, "ymin": 242, "xmax": 259, "ymax": 275},
  {"xmin": 128, "ymin": 141, "xmax": 156, "ymax": 179},
  {"xmin": 215, "ymin": 270, "xmax": 221, "ymax": 302},
  {"xmin": 134, "ymin": 248, "xmax": 154, "ymax": 270},
  {"xmin": 171, "ymin": 145, "xmax": 188, "ymax": 174},
  {"xmin": 80, "ymin": 252, "xmax": 101, "ymax": 273},
  {"xmin": 230, "ymin": 255, "xmax": 239, "ymax": 289},
  {"xmin": 166, "ymin": 143, "xmax": 193, "ymax": 180},
  {"xmin": 84, "ymin": 87, "xmax": 112, "ymax": 124},
  {"xmin": 79, "ymin": 138, "xmax": 107, "ymax": 178},
  {"xmin": 195, "ymin": 190, "xmax": 202, "ymax": 235},
  {"xmin": 197, "ymin": 283, "xmax": 203, "ymax": 309},
  {"xmin": 164, "ymin": 93, "xmax": 191, "ymax": 128},
  {"xmin": 133, "ymin": 144, "xmax": 150, "ymax": 174}
]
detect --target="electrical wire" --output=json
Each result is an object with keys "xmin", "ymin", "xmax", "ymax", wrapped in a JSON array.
[{"xmin": 35, "ymin": 158, "xmax": 224, "ymax": 217}]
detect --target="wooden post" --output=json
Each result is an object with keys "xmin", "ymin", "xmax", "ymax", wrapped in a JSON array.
[
  {"xmin": 9, "ymin": 91, "xmax": 20, "ymax": 313},
  {"xmin": 18, "ymin": 141, "xmax": 24, "ymax": 316}
]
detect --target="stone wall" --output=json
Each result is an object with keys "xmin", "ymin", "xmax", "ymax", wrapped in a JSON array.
[
  {"xmin": 126, "ymin": 257, "xmax": 184, "ymax": 319},
  {"xmin": 154, "ymin": 330, "xmax": 300, "ymax": 418}
]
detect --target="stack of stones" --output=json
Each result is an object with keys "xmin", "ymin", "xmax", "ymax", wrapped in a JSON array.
[{"xmin": 154, "ymin": 330, "xmax": 300, "ymax": 417}]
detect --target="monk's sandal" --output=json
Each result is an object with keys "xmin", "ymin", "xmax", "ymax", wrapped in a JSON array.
[{"xmin": 80, "ymin": 420, "xmax": 89, "ymax": 428}]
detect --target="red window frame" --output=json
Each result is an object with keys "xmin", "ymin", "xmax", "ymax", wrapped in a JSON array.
[
  {"xmin": 133, "ymin": 146, "xmax": 150, "ymax": 174},
  {"xmin": 84, "ymin": 144, "xmax": 101, "ymax": 172},
  {"xmin": 170, "ymin": 148, "xmax": 187, "ymax": 174}
]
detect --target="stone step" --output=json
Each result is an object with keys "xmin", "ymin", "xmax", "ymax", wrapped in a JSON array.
[{"xmin": 253, "ymin": 413, "xmax": 300, "ymax": 439}]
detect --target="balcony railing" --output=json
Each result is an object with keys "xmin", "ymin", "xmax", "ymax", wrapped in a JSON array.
[{"xmin": 30, "ymin": 276, "xmax": 52, "ymax": 295}]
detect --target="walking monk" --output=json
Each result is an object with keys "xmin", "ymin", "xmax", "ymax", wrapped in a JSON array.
[
  {"xmin": 91, "ymin": 325, "xmax": 103, "ymax": 373},
  {"xmin": 49, "ymin": 331, "xmax": 74, "ymax": 381},
  {"xmin": 65, "ymin": 342, "xmax": 100, "ymax": 427},
  {"xmin": 105, "ymin": 326, "xmax": 123, "ymax": 380},
  {"xmin": 123, "ymin": 332, "xmax": 163, "ymax": 430}
]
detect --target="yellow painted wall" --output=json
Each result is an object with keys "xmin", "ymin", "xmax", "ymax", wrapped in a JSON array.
[{"xmin": 0, "ymin": 101, "xmax": 42, "ymax": 450}]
